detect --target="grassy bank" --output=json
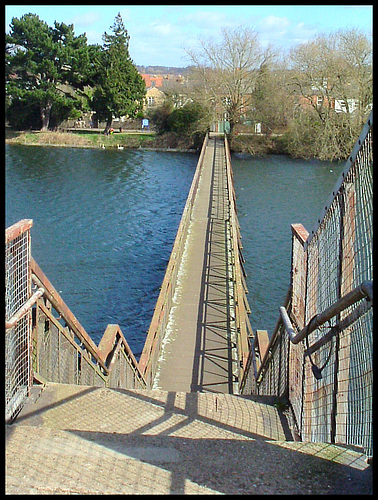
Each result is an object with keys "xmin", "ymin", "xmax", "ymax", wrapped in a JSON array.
[
  {"xmin": 6, "ymin": 128, "xmax": 156, "ymax": 148},
  {"xmin": 5, "ymin": 127, "xmax": 285, "ymax": 153},
  {"xmin": 6, "ymin": 128, "xmax": 292, "ymax": 156},
  {"xmin": 5, "ymin": 128, "xmax": 201, "ymax": 151},
  {"xmin": 5, "ymin": 127, "xmax": 353, "ymax": 160}
]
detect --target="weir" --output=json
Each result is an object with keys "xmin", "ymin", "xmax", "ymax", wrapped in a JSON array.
[{"xmin": 5, "ymin": 114, "xmax": 373, "ymax": 493}]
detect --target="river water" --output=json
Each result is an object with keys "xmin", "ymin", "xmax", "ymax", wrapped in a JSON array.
[{"xmin": 6, "ymin": 144, "xmax": 343, "ymax": 356}]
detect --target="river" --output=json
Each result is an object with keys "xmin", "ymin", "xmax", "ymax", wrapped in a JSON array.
[{"xmin": 5, "ymin": 144, "xmax": 343, "ymax": 356}]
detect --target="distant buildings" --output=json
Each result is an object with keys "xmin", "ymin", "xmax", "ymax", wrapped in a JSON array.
[{"xmin": 140, "ymin": 72, "xmax": 188, "ymax": 111}]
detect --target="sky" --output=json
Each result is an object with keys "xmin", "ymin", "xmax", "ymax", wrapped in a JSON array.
[{"xmin": 5, "ymin": 4, "xmax": 373, "ymax": 68}]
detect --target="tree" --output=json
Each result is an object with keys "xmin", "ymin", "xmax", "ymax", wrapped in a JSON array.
[
  {"xmin": 287, "ymin": 29, "xmax": 372, "ymax": 159},
  {"xmin": 147, "ymin": 100, "xmax": 174, "ymax": 135},
  {"xmin": 250, "ymin": 58, "xmax": 294, "ymax": 134},
  {"xmin": 148, "ymin": 99, "xmax": 209, "ymax": 137},
  {"xmin": 91, "ymin": 13, "xmax": 146, "ymax": 132},
  {"xmin": 6, "ymin": 13, "xmax": 95, "ymax": 130},
  {"xmin": 168, "ymin": 101, "xmax": 208, "ymax": 136},
  {"xmin": 186, "ymin": 26, "xmax": 274, "ymax": 135},
  {"xmin": 336, "ymin": 29, "xmax": 372, "ymax": 129}
]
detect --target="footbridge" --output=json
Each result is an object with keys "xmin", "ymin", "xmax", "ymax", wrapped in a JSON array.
[
  {"xmin": 139, "ymin": 133, "xmax": 251, "ymax": 393},
  {"xmin": 5, "ymin": 115, "xmax": 373, "ymax": 494}
]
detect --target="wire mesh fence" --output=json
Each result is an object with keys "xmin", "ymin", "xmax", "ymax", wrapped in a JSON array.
[
  {"xmin": 244, "ymin": 112, "xmax": 373, "ymax": 458},
  {"xmin": 5, "ymin": 220, "xmax": 33, "ymax": 422}
]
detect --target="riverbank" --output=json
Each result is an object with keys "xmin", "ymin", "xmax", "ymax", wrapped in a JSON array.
[
  {"xmin": 5, "ymin": 128, "xmax": 289, "ymax": 155},
  {"xmin": 4, "ymin": 127, "xmax": 356, "ymax": 161},
  {"xmin": 231, "ymin": 133, "xmax": 288, "ymax": 156},
  {"xmin": 5, "ymin": 128, "xmax": 343, "ymax": 160},
  {"xmin": 5, "ymin": 128, "xmax": 201, "ymax": 152}
]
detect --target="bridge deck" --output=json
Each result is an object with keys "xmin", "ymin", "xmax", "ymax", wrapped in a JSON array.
[{"xmin": 154, "ymin": 135, "xmax": 238, "ymax": 393}]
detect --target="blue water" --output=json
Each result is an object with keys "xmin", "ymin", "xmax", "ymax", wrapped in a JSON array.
[
  {"xmin": 232, "ymin": 153, "xmax": 343, "ymax": 334},
  {"xmin": 6, "ymin": 144, "xmax": 343, "ymax": 355},
  {"xmin": 6, "ymin": 145, "xmax": 197, "ymax": 357}
]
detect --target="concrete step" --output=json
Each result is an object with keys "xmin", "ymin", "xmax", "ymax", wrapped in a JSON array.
[{"xmin": 6, "ymin": 383, "xmax": 372, "ymax": 495}]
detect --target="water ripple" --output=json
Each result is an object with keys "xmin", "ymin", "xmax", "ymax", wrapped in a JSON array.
[{"xmin": 6, "ymin": 144, "xmax": 197, "ymax": 353}]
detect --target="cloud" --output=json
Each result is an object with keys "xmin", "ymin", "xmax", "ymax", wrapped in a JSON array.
[
  {"xmin": 260, "ymin": 15, "xmax": 291, "ymax": 30},
  {"xmin": 150, "ymin": 21, "xmax": 179, "ymax": 37},
  {"xmin": 257, "ymin": 15, "xmax": 318, "ymax": 49},
  {"xmin": 70, "ymin": 11, "xmax": 102, "ymax": 27},
  {"xmin": 288, "ymin": 22, "xmax": 318, "ymax": 45}
]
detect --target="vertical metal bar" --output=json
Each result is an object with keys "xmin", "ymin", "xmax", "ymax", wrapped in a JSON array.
[
  {"xmin": 330, "ymin": 186, "xmax": 345, "ymax": 444},
  {"xmin": 300, "ymin": 248, "xmax": 310, "ymax": 440},
  {"xmin": 27, "ymin": 227, "xmax": 31, "ymax": 395}
]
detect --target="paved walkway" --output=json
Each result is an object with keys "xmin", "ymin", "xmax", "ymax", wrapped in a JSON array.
[
  {"xmin": 154, "ymin": 136, "xmax": 238, "ymax": 393},
  {"xmin": 6, "ymin": 382, "xmax": 372, "ymax": 495}
]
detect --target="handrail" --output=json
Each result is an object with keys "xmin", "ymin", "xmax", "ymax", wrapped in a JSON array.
[
  {"xmin": 5, "ymin": 287, "xmax": 44, "ymax": 329},
  {"xmin": 98, "ymin": 324, "xmax": 146, "ymax": 386},
  {"xmin": 34, "ymin": 296, "xmax": 108, "ymax": 384},
  {"xmin": 6, "ymin": 218, "xmax": 33, "ymax": 244},
  {"xmin": 31, "ymin": 257, "xmax": 107, "ymax": 370},
  {"xmin": 31, "ymin": 257, "xmax": 147, "ymax": 386},
  {"xmin": 280, "ymin": 280, "xmax": 373, "ymax": 345},
  {"xmin": 253, "ymin": 286, "xmax": 292, "ymax": 385},
  {"xmin": 224, "ymin": 134, "xmax": 252, "ymax": 379},
  {"xmin": 245, "ymin": 112, "xmax": 372, "ymax": 457}
]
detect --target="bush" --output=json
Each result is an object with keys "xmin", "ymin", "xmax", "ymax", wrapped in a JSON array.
[
  {"xmin": 148, "ymin": 100, "xmax": 208, "ymax": 137},
  {"xmin": 284, "ymin": 109, "xmax": 361, "ymax": 161},
  {"xmin": 168, "ymin": 102, "xmax": 205, "ymax": 135},
  {"xmin": 146, "ymin": 101, "xmax": 174, "ymax": 134}
]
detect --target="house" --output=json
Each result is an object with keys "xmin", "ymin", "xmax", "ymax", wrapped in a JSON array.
[
  {"xmin": 144, "ymin": 86, "xmax": 166, "ymax": 110},
  {"xmin": 141, "ymin": 74, "xmax": 164, "ymax": 88},
  {"xmin": 333, "ymin": 98, "xmax": 358, "ymax": 114}
]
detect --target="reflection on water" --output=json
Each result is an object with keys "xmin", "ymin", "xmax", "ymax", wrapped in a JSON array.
[
  {"xmin": 6, "ymin": 144, "xmax": 343, "ymax": 354},
  {"xmin": 6, "ymin": 145, "xmax": 197, "ymax": 356}
]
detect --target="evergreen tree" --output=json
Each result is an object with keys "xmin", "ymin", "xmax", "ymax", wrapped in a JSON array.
[
  {"xmin": 92, "ymin": 13, "xmax": 146, "ymax": 132},
  {"xmin": 6, "ymin": 13, "xmax": 96, "ymax": 130}
]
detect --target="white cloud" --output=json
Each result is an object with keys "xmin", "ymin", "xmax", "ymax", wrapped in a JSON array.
[
  {"xmin": 70, "ymin": 11, "xmax": 102, "ymax": 27},
  {"xmin": 150, "ymin": 21, "xmax": 179, "ymax": 37},
  {"xmin": 257, "ymin": 14, "xmax": 318, "ymax": 50},
  {"xmin": 260, "ymin": 15, "xmax": 291, "ymax": 30}
]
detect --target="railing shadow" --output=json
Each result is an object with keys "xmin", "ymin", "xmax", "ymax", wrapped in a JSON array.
[
  {"xmin": 191, "ymin": 137, "xmax": 236, "ymax": 393},
  {"xmin": 9, "ymin": 384, "xmax": 371, "ymax": 494}
]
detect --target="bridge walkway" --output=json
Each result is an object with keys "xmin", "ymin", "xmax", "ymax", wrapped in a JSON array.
[{"xmin": 154, "ymin": 134, "xmax": 238, "ymax": 393}]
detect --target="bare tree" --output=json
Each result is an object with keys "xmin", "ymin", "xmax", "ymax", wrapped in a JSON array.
[
  {"xmin": 336, "ymin": 29, "xmax": 372, "ymax": 128},
  {"xmin": 250, "ymin": 57, "xmax": 294, "ymax": 134},
  {"xmin": 289, "ymin": 29, "xmax": 372, "ymax": 126},
  {"xmin": 287, "ymin": 29, "xmax": 372, "ymax": 159},
  {"xmin": 186, "ymin": 26, "xmax": 274, "ymax": 134}
]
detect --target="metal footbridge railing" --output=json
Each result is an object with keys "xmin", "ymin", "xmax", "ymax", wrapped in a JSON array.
[
  {"xmin": 6, "ymin": 220, "xmax": 147, "ymax": 422},
  {"xmin": 241, "ymin": 111, "xmax": 373, "ymax": 459}
]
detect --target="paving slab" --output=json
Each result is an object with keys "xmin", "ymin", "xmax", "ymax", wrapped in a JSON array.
[{"xmin": 6, "ymin": 383, "xmax": 372, "ymax": 495}]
